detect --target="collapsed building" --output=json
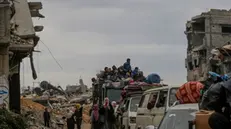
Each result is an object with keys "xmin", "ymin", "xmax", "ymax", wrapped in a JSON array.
[
  {"xmin": 0, "ymin": 0, "xmax": 44, "ymax": 113},
  {"xmin": 185, "ymin": 9, "xmax": 231, "ymax": 82}
]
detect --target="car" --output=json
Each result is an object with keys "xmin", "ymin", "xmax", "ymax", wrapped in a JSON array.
[{"xmin": 157, "ymin": 103, "xmax": 199, "ymax": 129}]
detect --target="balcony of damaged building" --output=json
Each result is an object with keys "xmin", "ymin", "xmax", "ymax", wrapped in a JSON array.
[{"xmin": 0, "ymin": 0, "xmax": 44, "ymax": 113}]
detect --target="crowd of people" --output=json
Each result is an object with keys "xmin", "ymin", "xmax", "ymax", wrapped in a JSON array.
[
  {"xmin": 43, "ymin": 104, "xmax": 84, "ymax": 129},
  {"xmin": 90, "ymin": 98, "xmax": 117, "ymax": 129},
  {"xmin": 93, "ymin": 58, "xmax": 146, "ymax": 82}
]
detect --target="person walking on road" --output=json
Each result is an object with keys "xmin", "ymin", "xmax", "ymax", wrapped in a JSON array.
[
  {"xmin": 74, "ymin": 103, "xmax": 83, "ymax": 129},
  {"xmin": 43, "ymin": 108, "xmax": 50, "ymax": 127},
  {"xmin": 91, "ymin": 104, "xmax": 100, "ymax": 129}
]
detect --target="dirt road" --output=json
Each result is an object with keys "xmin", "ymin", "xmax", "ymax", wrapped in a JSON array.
[{"xmin": 83, "ymin": 123, "xmax": 91, "ymax": 129}]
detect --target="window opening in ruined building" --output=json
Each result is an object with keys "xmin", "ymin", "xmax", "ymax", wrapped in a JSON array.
[
  {"xmin": 199, "ymin": 50, "xmax": 206, "ymax": 57},
  {"xmin": 222, "ymin": 26, "xmax": 231, "ymax": 34},
  {"xmin": 194, "ymin": 59, "xmax": 199, "ymax": 68},
  {"xmin": 188, "ymin": 62, "xmax": 193, "ymax": 70},
  {"xmin": 192, "ymin": 22, "xmax": 205, "ymax": 31}
]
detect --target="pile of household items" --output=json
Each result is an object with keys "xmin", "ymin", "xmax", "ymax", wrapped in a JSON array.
[{"xmin": 174, "ymin": 71, "xmax": 231, "ymax": 129}]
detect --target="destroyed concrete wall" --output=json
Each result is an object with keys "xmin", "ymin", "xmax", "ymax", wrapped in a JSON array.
[
  {"xmin": 12, "ymin": 0, "xmax": 35, "ymax": 38},
  {"xmin": 0, "ymin": 2, "xmax": 10, "ymax": 44},
  {"xmin": 185, "ymin": 9, "xmax": 231, "ymax": 81}
]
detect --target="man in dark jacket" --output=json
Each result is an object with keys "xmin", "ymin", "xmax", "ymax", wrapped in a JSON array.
[
  {"xmin": 200, "ymin": 79, "xmax": 231, "ymax": 129},
  {"xmin": 74, "ymin": 104, "xmax": 83, "ymax": 129},
  {"xmin": 123, "ymin": 58, "xmax": 131, "ymax": 73},
  {"xmin": 43, "ymin": 108, "xmax": 50, "ymax": 127}
]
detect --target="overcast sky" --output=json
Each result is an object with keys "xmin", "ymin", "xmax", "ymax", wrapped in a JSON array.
[{"xmin": 21, "ymin": 0, "xmax": 231, "ymax": 88}]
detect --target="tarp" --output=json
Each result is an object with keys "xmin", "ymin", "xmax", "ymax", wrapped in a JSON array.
[{"xmin": 146, "ymin": 73, "xmax": 161, "ymax": 84}]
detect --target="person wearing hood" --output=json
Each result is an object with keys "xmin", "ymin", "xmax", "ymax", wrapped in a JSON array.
[
  {"xmin": 200, "ymin": 74, "xmax": 231, "ymax": 129},
  {"xmin": 103, "ymin": 97, "xmax": 116, "ymax": 129},
  {"xmin": 207, "ymin": 78, "xmax": 231, "ymax": 129},
  {"xmin": 73, "ymin": 103, "xmax": 83, "ymax": 129},
  {"xmin": 91, "ymin": 104, "xmax": 100, "ymax": 129},
  {"xmin": 200, "ymin": 71, "xmax": 224, "ymax": 99}
]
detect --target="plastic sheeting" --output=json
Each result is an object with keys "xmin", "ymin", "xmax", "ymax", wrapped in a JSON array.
[
  {"xmin": 200, "ymin": 82, "xmax": 224, "ymax": 110},
  {"xmin": 146, "ymin": 73, "xmax": 161, "ymax": 84}
]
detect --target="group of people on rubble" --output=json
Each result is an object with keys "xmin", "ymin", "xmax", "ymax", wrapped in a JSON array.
[
  {"xmin": 96, "ymin": 58, "xmax": 145, "ymax": 82},
  {"xmin": 43, "ymin": 104, "xmax": 84, "ymax": 129},
  {"xmin": 66, "ymin": 104, "xmax": 83, "ymax": 129},
  {"xmin": 91, "ymin": 98, "xmax": 117, "ymax": 129}
]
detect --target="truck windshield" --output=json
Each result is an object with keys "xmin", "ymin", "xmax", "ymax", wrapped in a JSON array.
[
  {"xmin": 130, "ymin": 96, "xmax": 141, "ymax": 112},
  {"xmin": 106, "ymin": 89, "xmax": 122, "ymax": 102},
  {"xmin": 158, "ymin": 109, "xmax": 197, "ymax": 129}
]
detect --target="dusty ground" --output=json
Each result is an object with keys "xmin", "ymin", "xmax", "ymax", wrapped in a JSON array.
[{"xmin": 82, "ymin": 124, "xmax": 91, "ymax": 129}]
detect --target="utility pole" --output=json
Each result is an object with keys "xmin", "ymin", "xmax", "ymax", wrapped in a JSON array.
[{"xmin": 0, "ymin": 1, "xmax": 11, "ymax": 109}]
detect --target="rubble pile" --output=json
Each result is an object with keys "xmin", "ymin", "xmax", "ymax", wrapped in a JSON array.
[
  {"xmin": 21, "ymin": 98, "xmax": 45, "ymax": 111},
  {"xmin": 10, "ymin": 33, "xmax": 33, "ymax": 45}
]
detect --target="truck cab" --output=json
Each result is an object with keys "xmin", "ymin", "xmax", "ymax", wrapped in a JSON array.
[
  {"xmin": 102, "ymin": 81, "xmax": 125, "ymax": 103},
  {"xmin": 122, "ymin": 96, "xmax": 142, "ymax": 129}
]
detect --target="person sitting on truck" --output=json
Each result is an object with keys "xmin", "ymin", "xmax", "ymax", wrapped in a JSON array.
[
  {"xmin": 132, "ymin": 67, "xmax": 139, "ymax": 78},
  {"xmin": 118, "ymin": 66, "xmax": 126, "ymax": 79},
  {"xmin": 123, "ymin": 58, "xmax": 132, "ymax": 73},
  {"xmin": 111, "ymin": 65, "xmax": 119, "ymax": 81},
  {"xmin": 137, "ymin": 71, "xmax": 146, "ymax": 82},
  {"xmin": 103, "ymin": 67, "xmax": 110, "ymax": 79}
]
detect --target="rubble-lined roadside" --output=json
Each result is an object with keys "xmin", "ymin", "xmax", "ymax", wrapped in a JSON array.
[{"xmin": 20, "ymin": 97, "xmax": 92, "ymax": 129}]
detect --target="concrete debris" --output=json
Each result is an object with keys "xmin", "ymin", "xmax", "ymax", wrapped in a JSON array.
[
  {"xmin": 20, "ymin": 79, "xmax": 92, "ymax": 128},
  {"xmin": 21, "ymin": 97, "xmax": 92, "ymax": 129},
  {"xmin": 10, "ymin": 33, "xmax": 33, "ymax": 45},
  {"xmin": 185, "ymin": 9, "xmax": 231, "ymax": 82}
]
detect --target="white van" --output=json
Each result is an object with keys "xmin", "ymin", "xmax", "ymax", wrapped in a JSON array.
[
  {"xmin": 122, "ymin": 96, "xmax": 142, "ymax": 129},
  {"xmin": 157, "ymin": 103, "xmax": 199, "ymax": 129},
  {"xmin": 135, "ymin": 86, "xmax": 179, "ymax": 129}
]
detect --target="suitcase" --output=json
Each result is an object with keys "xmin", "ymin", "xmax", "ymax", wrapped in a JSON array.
[{"xmin": 189, "ymin": 110, "xmax": 213, "ymax": 129}]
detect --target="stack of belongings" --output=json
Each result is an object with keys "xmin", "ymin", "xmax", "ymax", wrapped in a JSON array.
[
  {"xmin": 175, "ymin": 81, "xmax": 204, "ymax": 104},
  {"xmin": 120, "ymin": 77, "xmax": 165, "ymax": 102},
  {"xmin": 175, "ymin": 82, "xmax": 208, "ymax": 129},
  {"xmin": 178, "ymin": 71, "xmax": 231, "ymax": 129}
]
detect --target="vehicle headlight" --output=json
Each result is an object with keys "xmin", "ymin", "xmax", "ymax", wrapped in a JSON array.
[{"xmin": 130, "ymin": 117, "xmax": 136, "ymax": 123}]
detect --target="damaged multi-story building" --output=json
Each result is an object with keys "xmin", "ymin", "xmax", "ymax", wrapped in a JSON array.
[
  {"xmin": 185, "ymin": 9, "xmax": 231, "ymax": 82},
  {"xmin": 0, "ymin": 0, "xmax": 44, "ymax": 113}
]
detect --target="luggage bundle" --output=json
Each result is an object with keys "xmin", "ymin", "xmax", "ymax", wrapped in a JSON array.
[{"xmin": 176, "ymin": 81, "xmax": 204, "ymax": 104}]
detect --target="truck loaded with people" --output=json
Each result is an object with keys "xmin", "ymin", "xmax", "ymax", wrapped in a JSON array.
[{"xmin": 90, "ymin": 58, "xmax": 167, "ymax": 129}]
